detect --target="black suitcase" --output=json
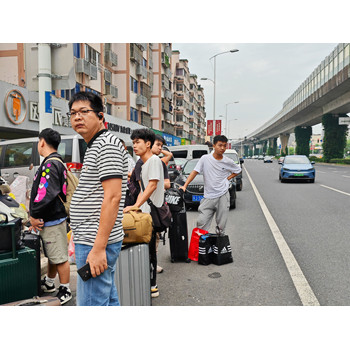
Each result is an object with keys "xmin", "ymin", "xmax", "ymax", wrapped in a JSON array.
[
  {"xmin": 165, "ymin": 188, "xmax": 190, "ymax": 263},
  {"xmin": 22, "ymin": 232, "xmax": 42, "ymax": 296}
]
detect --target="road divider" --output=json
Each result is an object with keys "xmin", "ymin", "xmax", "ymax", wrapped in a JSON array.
[{"xmin": 243, "ymin": 164, "xmax": 320, "ymax": 306}]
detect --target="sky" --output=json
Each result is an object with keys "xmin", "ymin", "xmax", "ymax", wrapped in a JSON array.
[{"xmin": 172, "ymin": 43, "xmax": 338, "ymax": 140}]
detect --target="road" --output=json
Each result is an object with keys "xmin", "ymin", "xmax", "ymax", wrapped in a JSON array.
[{"xmin": 153, "ymin": 159, "xmax": 350, "ymax": 306}]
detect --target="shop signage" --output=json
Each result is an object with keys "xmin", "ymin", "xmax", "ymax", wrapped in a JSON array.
[
  {"xmin": 5, "ymin": 89, "xmax": 27, "ymax": 125},
  {"xmin": 104, "ymin": 121, "xmax": 131, "ymax": 135}
]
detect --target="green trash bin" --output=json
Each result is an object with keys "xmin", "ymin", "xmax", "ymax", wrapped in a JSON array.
[{"xmin": 0, "ymin": 215, "xmax": 37, "ymax": 305}]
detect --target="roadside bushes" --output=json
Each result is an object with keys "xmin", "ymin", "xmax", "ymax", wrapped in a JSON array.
[{"xmin": 295, "ymin": 126, "xmax": 312, "ymax": 156}]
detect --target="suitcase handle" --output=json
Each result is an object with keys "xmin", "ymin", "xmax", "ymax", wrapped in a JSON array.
[{"xmin": 0, "ymin": 212, "xmax": 17, "ymax": 259}]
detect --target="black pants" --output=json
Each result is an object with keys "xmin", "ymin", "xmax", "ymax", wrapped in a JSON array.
[{"xmin": 149, "ymin": 230, "xmax": 157, "ymax": 287}]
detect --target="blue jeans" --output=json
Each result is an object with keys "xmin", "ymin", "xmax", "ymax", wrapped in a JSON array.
[{"xmin": 75, "ymin": 241, "xmax": 122, "ymax": 306}]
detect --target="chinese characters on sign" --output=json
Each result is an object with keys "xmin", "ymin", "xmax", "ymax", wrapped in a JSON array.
[{"xmin": 207, "ymin": 120, "xmax": 213, "ymax": 136}]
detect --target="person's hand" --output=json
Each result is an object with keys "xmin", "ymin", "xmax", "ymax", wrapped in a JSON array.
[
  {"xmin": 179, "ymin": 185, "xmax": 187, "ymax": 192},
  {"xmin": 86, "ymin": 247, "xmax": 108, "ymax": 278},
  {"xmin": 123, "ymin": 205, "xmax": 134, "ymax": 213},
  {"xmin": 29, "ymin": 217, "xmax": 44, "ymax": 231}
]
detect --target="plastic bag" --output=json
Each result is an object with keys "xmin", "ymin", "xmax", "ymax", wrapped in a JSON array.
[{"xmin": 68, "ymin": 231, "xmax": 75, "ymax": 264}]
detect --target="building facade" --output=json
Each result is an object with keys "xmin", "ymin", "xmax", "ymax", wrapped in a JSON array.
[{"xmin": 0, "ymin": 43, "xmax": 206, "ymax": 146}]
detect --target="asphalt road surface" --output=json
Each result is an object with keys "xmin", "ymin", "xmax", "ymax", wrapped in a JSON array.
[{"xmin": 153, "ymin": 159, "xmax": 350, "ymax": 306}]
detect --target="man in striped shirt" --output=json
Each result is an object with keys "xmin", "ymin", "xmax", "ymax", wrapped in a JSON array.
[{"xmin": 68, "ymin": 92, "xmax": 127, "ymax": 306}]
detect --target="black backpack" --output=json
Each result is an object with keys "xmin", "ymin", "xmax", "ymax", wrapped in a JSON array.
[{"xmin": 124, "ymin": 168, "xmax": 141, "ymax": 207}]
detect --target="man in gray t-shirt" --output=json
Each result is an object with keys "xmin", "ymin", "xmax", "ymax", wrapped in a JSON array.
[{"xmin": 180, "ymin": 135, "xmax": 241, "ymax": 235}]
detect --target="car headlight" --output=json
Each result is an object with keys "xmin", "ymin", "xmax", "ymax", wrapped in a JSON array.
[{"xmin": 283, "ymin": 167, "xmax": 290, "ymax": 171}]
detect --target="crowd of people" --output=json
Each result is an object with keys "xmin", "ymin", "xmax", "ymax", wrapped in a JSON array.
[{"xmin": 29, "ymin": 91, "xmax": 241, "ymax": 306}]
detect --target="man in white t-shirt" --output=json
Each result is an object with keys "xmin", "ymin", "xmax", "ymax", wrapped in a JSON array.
[
  {"xmin": 124, "ymin": 128, "xmax": 164, "ymax": 298},
  {"xmin": 180, "ymin": 135, "xmax": 241, "ymax": 235}
]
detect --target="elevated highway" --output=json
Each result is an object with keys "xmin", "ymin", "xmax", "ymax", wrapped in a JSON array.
[{"xmin": 234, "ymin": 43, "xmax": 350, "ymax": 152}]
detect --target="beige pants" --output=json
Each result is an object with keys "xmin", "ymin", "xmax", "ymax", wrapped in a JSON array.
[{"xmin": 40, "ymin": 220, "xmax": 68, "ymax": 264}]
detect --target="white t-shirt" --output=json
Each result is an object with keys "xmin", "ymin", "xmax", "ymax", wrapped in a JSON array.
[
  {"xmin": 194, "ymin": 154, "xmax": 241, "ymax": 199},
  {"xmin": 140, "ymin": 154, "xmax": 164, "ymax": 213}
]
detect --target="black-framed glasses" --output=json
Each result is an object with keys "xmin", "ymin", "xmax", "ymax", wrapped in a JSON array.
[{"xmin": 66, "ymin": 109, "xmax": 95, "ymax": 119}]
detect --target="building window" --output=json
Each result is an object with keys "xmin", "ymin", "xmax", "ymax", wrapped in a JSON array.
[
  {"xmin": 73, "ymin": 43, "xmax": 80, "ymax": 58},
  {"xmin": 130, "ymin": 76, "xmax": 138, "ymax": 93},
  {"xmin": 130, "ymin": 107, "xmax": 138, "ymax": 122},
  {"xmin": 84, "ymin": 44, "xmax": 100, "ymax": 66},
  {"xmin": 106, "ymin": 103, "xmax": 112, "ymax": 115}
]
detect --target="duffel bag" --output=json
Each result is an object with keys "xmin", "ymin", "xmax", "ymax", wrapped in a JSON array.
[{"xmin": 122, "ymin": 207, "xmax": 153, "ymax": 244}]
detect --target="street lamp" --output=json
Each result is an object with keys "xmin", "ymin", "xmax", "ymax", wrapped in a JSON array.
[
  {"xmin": 225, "ymin": 101, "xmax": 239, "ymax": 136},
  {"xmin": 201, "ymin": 48, "xmax": 239, "ymax": 138}
]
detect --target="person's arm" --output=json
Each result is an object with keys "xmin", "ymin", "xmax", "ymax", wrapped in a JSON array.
[
  {"xmin": 179, "ymin": 170, "xmax": 199, "ymax": 192},
  {"xmin": 227, "ymin": 171, "xmax": 241, "ymax": 181},
  {"xmin": 123, "ymin": 179, "xmax": 158, "ymax": 212},
  {"xmin": 161, "ymin": 149, "xmax": 173, "ymax": 165},
  {"xmin": 86, "ymin": 178, "xmax": 122, "ymax": 278},
  {"xmin": 164, "ymin": 179, "xmax": 171, "ymax": 189}
]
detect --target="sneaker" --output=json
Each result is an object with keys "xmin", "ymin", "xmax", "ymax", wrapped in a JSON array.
[
  {"xmin": 151, "ymin": 285, "xmax": 159, "ymax": 298},
  {"xmin": 41, "ymin": 276, "xmax": 56, "ymax": 293},
  {"xmin": 156, "ymin": 265, "xmax": 164, "ymax": 274},
  {"xmin": 56, "ymin": 286, "xmax": 72, "ymax": 305}
]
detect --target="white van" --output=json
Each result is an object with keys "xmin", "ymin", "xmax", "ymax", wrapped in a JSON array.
[
  {"xmin": 168, "ymin": 144, "xmax": 209, "ymax": 160},
  {"xmin": 0, "ymin": 135, "xmax": 87, "ymax": 187}
]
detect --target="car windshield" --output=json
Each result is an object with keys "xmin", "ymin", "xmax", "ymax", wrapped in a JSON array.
[
  {"xmin": 284, "ymin": 156, "xmax": 310, "ymax": 164},
  {"xmin": 182, "ymin": 159, "xmax": 199, "ymax": 175},
  {"xmin": 225, "ymin": 153, "xmax": 239, "ymax": 163}
]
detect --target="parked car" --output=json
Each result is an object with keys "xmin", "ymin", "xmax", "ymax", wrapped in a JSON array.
[
  {"xmin": 278, "ymin": 156, "xmax": 285, "ymax": 164},
  {"xmin": 168, "ymin": 144, "xmax": 210, "ymax": 160},
  {"xmin": 279, "ymin": 155, "xmax": 315, "ymax": 183},
  {"xmin": 173, "ymin": 159, "xmax": 236, "ymax": 209},
  {"xmin": 263, "ymin": 156, "xmax": 273, "ymax": 163},
  {"xmin": 174, "ymin": 158, "xmax": 187, "ymax": 170},
  {"xmin": 224, "ymin": 149, "xmax": 243, "ymax": 191}
]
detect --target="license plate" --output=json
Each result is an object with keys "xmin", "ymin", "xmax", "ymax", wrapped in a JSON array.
[
  {"xmin": 294, "ymin": 173, "xmax": 304, "ymax": 176},
  {"xmin": 192, "ymin": 195, "xmax": 204, "ymax": 202}
]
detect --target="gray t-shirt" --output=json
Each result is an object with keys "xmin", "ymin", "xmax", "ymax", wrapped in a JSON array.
[
  {"xmin": 194, "ymin": 154, "xmax": 241, "ymax": 199},
  {"xmin": 140, "ymin": 154, "xmax": 164, "ymax": 213}
]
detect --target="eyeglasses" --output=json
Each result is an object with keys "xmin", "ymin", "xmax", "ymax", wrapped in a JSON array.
[{"xmin": 66, "ymin": 109, "xmax": 95, "ymax": 119}]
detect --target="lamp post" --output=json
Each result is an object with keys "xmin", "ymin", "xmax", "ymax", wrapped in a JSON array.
[
  {"xmin": 201, "ymin": 48, "xmax": 239, "ymax": 138},
  {"xmin": 225, "ymin": 101, "xmax": 239, "ymax": 136}
]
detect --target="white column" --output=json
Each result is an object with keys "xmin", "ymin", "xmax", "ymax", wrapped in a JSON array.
[{"xmin": 38, "ymin": 43, "xmax": 53, "ymax": 132}]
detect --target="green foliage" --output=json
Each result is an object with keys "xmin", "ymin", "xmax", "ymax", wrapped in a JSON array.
[
  {"xmin": 329, "ymin": 158, "xmax": 350, "ymax": 164},
  {"xmin": 295, "ymin": 126, "xmax": 312, "ymax": 156},
  {"xmin": 322, "ymin": 114, "xmax": 348, "ymax": 162},
  {"xmin": 284, "ymin": 146, "xmax": 288, "ymax": 155},
  {"xmin": 309, "ymin": 156, "xmax": 324, "ymax": 163}
]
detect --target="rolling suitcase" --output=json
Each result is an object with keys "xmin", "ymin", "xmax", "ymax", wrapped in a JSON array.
[
  {"xmin": 22, "ymin": 232, "xmax": 42, "ymax": 296},
  {"xmin": 115, "ymin": 243, "xmax": 151, "ymax": 306},
  {"xmin": 3, "ymin": 295, "xmax": 60, "ymax": 306},
  {"xmin": 165, "ymin": 188, "xmax": 190, "ymax": 263}
]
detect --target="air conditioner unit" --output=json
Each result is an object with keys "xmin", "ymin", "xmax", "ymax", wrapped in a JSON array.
[
  {"xmin": 76, "ymin": 58, "xmax": 91, "ymax": 76},
  {"xmin": 90, "ymin": 63, "xmax": 98, "ymax": 80},
  {"xmin": 104, "ymin": 69, "xmax": 112, "ymax": 83},
  {"xmin": 111, "ymin": 85, "xmax": 118, "ymax": 98}
]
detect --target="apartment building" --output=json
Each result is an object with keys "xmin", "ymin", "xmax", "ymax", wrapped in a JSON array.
[{"xmin": 0, "ymin": 43, "xmax": 205, "ymax": 145}]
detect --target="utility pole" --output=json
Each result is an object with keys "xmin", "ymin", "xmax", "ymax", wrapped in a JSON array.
[{"xmin": 38, "ymin": 43, "xmax": 53, "ymax": 132}]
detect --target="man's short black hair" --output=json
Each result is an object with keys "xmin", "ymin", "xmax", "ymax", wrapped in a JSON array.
[
  {"xmin": 213, "ymin": 135, "xmax": 228, "ymax": 144},
  {"xmin": 68, "ymin": 91, "xmax": 104, "ymax": 114},
  {"xmin": 131, "ymin": 128, "xmax": 155, "ymax": 149},
  {"xmin": 155, "ymin": 134, "xmax": 167, "ymax": 146},
  {"xmin": 39, "ymin": 128, "xmax": 61, "ymax": 150}
]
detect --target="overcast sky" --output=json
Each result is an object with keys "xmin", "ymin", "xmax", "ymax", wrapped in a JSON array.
[{"xmin": 172, "ymin": 43, "xmax": 337, "ymax": 140}]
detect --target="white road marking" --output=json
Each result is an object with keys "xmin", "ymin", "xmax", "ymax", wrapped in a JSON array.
[
  {"xmin": 317, "ymin": 171, "xmax": 326, "ymax": 173},
  {"xmin": 320, "ymin": 184, "xmax": 350, "ymax": 197},
  {"xmin": 342, "ymin": 175, "xmax": 350, "ymax": 178},
  {"xmin": 243, "ymin": 165, "xmax": 320, "ymax": 306}
]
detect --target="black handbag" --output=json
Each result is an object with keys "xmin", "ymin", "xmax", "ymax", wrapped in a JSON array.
[
  {"xmin": 0, "ymin": 212, "xmax": 24, "ymax": 253},
  {"xmin": 198, "ymin": 234, "xmax": 212, "ymax": 265},
  {"xmin": 140, "ymin": 178, "xmax": 172, "ymax": 232},
  {"xmin": 210, "ymin": 234, "xmax": 233, "ymax": 265}
]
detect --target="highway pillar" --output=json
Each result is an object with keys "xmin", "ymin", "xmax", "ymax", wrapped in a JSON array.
[{"xmin": 279, "ymin": 134, "xmax": 290, "ymax": 155}]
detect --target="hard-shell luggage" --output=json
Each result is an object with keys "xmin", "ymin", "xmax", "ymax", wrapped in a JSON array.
[
  {"xmin": 22, "ymin": 232, "xmax": 42, "ymax": 296},
  {"xmin": 115, "ymin": 243, "xmax": 151, "ymax": 306},
  {"xmin": 3, "ymin": 295, "xmax": 60, "ymax": 306},
  {"xmin": 165, "ymin": 188, "xmax": 190, "ymax": 263},
  {"xmin": 0, "ymin": 215, "xmax": 38, "ymax": 305}
]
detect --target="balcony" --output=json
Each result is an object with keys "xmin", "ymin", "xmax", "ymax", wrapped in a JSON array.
[
  {"xmin": 141, "ymin": 112, "xmax": 152, "ymax": 128},
  {"xmin": 164, "ymin": 112, "xmax": 172, "ymax": 122},
  {"xmin": 136, "ymin": 95, "xmax": 147, "ymax": 107},
  {"xmin": 162, "ymin": 121, "xmax": 175, "ymax": 135},
  {"xmin": 161, "ymin": 52, "xmax": 170, "ymax": 68},
  {"xmin": 130, "ymin": 43, "xmax": 143, "ymax": 65},
  {"xmin": 136, "ymin": 64, "xmax": 148, "ymax": 80},
  {"xmin": 164, "ymin": 89, "xmax": 172, "ymax": 101},
  {"xmin": 105, "ymin": 50, "xmax": 118, "ymax": 67},
  {"xmin": 162, "ymin": 98, "xmax": 170, "ymax": 112}
]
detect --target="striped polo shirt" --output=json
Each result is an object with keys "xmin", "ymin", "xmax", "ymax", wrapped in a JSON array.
[{"xmin": 70, "ymin": 129, "xmax": 128, "ymax": 246}]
